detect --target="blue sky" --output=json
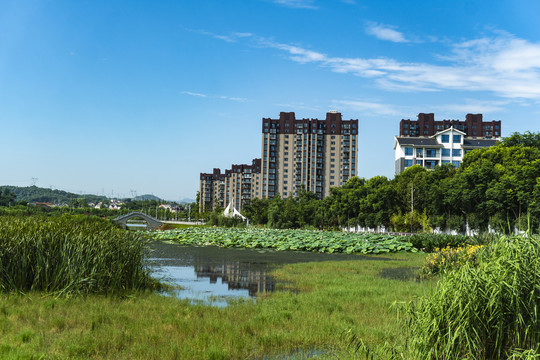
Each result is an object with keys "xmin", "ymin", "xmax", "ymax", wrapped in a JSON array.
[{"xmin": 1, "ymin": 0, "xmax": 539, "ymax": 201}]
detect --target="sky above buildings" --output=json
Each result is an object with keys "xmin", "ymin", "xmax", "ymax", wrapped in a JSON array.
[{"xmin": 1, "ymin": 0, "xmax": 539, "ymax": 201}]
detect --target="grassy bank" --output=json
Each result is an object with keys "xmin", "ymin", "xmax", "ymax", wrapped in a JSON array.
[
  {"xmin": 0, "ymin": 252, "xmax": 427, "ymax": 359},
  {"xmin": 0, "ymin": 215, "xmax": 156, "ymax": 293}
]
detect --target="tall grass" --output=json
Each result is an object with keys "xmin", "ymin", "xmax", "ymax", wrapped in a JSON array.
[
  {"xmin": 408, "ymin": 235, "xmax": 540, "ymax": 359},
  {"xmin": 0, "ymin": 215, "xmax": 156, "ymax": 294}
]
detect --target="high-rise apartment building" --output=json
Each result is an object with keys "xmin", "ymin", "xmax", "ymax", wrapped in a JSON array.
[
  {"xmin": 394, "ymin": 113, "xmax": 501, "ymax": 175},
  {"xmin": 199, "ymin": 111, "xmax": 359, "ymax": 212},
  {"xmin": 399, "ymin": 113, "xmax": 501, "ymax": 138},
  {"xmin": 199, "ymin": 159, "xmax": 261, "ymax": 212},
  {"xmin": 260, "ymin": 111, "xmax": 358, "ymax": 199}
]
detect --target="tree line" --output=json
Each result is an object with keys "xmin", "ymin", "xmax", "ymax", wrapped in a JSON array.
[{"xmin": 234, "ymin": 132, "xmax": 540, "ymax": 234}]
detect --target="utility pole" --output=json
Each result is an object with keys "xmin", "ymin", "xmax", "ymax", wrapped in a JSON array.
[{"xmin": 410, "ymin": 182, "xmax": 414, "ymax": 233}]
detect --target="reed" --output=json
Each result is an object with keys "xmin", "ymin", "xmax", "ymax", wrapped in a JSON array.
[
  {"xmin": 408, "ymin": 235, "xmax": 540, "ymax": 359},
  {"xmin": 0, "ymin": 215, "xmax": 156, "ymax": 294}
]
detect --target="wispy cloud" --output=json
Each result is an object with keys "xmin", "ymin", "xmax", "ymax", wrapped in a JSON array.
[
  {"xmin": 181, "ymin": 91, "xmax": 207, "ymax": 98},
  {"xmin": 198, "ymin": 29, "xmax": 540, "ymax": 100},
  {"xmin": 269, "ymin": 0, "xmax": 318, "ymax": 9},
  {"xmin": 262, "ymin": 33, "xmax": 540, "ymax": 99},
  {"xmin": 437, "ymin": 99, "xmax": 509, "ymax": 114},
  {"xmin": 182, "ymin": 91, "xmax": 247, "ymax": 102},
  {"xmin": 275, "ymin": 102, "xmax": 321, "ymax": 111},
  {"xmin": 332, "ymin": 99, "xmax": 401, "ymax": 116},
  {"xmin": 186, "ymin": 29, "xmax": 253, "ymax": 43},
  {"xmin": 365, "ymin": 22, "xmax": 408, "ymax": 43}
]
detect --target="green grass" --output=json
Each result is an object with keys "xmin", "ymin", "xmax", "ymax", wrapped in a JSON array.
[
  {"xmin": 0, "ymin": 215, "xmax": 157, "ymax": 294},
  {"xmin": 0, "ymin": 253, "xmax": 428, "ymax": 359}
]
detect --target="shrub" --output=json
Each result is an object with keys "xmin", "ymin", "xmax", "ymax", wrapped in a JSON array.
[
  {"xmin": 407, "ymin": 233, "xmax": 476, "ymax": 253},
  {"xmin": 420, "ymin": 244, "xmax": 485, "ymax": 278}
]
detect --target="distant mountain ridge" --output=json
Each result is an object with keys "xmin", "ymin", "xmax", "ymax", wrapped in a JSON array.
[
  {"xmin": 133, "ymin": 194, "xmax": 162, "ymax": 201},
  {"xmin": 1, "ymin": 186, "xmax": 195, "ymax": 205},
  {"xmin": 1, "ymin": 185, "xmax": 108, "ymax": 204}
]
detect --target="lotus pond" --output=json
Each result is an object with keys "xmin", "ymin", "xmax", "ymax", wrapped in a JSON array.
[{"xmin": 150, "ymin": 228, "xmax": 418, "ymax": 254}]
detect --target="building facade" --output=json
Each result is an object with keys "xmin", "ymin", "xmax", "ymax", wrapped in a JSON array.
[
  {"xmin": 260, "ymin": 111, "xmax": 358, "ymax": 199},
  {"xmin": 199, "ymin": 111, "xmax": 359, "ymax": 212},
  {"xmin": 199, "ymin": 159, "xmax": 261, "ymax": 212},
  {"xmin": 394, "ymin": 113, "xmax": 501, "ymax": 175},
  {"xmin": 399, "ymin": 113, "xmax": 501, "ymax": 138}
]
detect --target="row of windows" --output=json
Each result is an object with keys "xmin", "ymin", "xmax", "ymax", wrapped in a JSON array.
[
  {"xmin": 441, "ymin": 134, "xmax": 461, "ymax": 143},
  {"xmin": 404, "ymin": 147, "xmax": 461, "ymax": 157},
  {"xmin": 405, "ymin": 159, "xmax": 460, "ymax": 168}
]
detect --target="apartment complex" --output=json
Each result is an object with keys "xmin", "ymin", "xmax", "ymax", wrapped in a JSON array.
[
  {"xmin": 199, "ymin": 159, "xmax": 262, "ymax": 212},
  {"xmin": 399, "ymin": 113, "xmax": 501, "ymax": 138},
  {"xmin": 260, "ymin": 111, "xmax": 358, "ymax": 199},
  {"xmin": 199, "ymin": 111, "xmax": 358, "ymax": 212},
  {"xmin": 394, "ymin": 113, "xmax": 501, "ymax": 175}
]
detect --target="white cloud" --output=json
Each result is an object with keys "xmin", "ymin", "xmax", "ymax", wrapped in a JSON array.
[
  {"xmin": 198, "ymin": 29, "xmax": 540, "ymax": 100},
  {"xmin": 182, "ymin": 91, "xmax": 207, "ymax": 98},
  {"xmin": 182, "ymin": 91, "xmax": 247, "ymax": 102},
  {"xmin": 264, "ymin": 33, "xmax": 540, "ymax": 99},
  {"xmin": 187, "ymin": 29, "xmax": 253, "ymax": 43},
  {"xmin": 269, "ymin": 0, "xmax": 317, "ymax": 9},
  {"xmin": 332, "ymin": 100, "xmax": 401, "ymax": 116},
  {"xmin": 437, "ymin": 99, "xmax": 509, "ymax": 114},
  {"xmin": 366, "ymin": 23, "xmax": 408, "ymax": 43}
]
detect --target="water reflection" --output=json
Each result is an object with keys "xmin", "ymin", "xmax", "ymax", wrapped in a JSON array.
[{"xmin": 148, "ymin": 241, "xmax": 374, "ymax": 307}]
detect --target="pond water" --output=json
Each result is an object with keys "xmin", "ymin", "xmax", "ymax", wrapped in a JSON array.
[{"xmin": 148, "ymin": 241, "xmax": 381, "ymax": 307}]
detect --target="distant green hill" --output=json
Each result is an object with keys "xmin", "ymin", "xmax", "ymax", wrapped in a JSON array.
[
  {"xmin": 133, "ymin": 194, "xmax": 162, "ymax": 201},
  {"xmin": 1, "ymin": 185, "xmax": 108, "ymax": 205}
]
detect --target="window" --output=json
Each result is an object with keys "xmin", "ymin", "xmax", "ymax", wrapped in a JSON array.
[
  {"xmin": 442, "ymin": 149, "xmax": 450, "ymax": 156},
  {"xmin": 452, "ymin": 161, "xmax": 460, "ymax": 167},
  {"xmin": 441, "ymin": 134, "xmax": 449, "ymax": 143},
  {"xmin": 453, "ymin": 135, "xmax": 461, "ymax": 143},
  {"xmin": 404, "ymin": 129, "xmax": 409, "ymax": 135},
  {"xmin": 442, "ymin": 160, "xmax": 450, "ymax": 164},
  {"xmin": 404, "ymin": 159, "xmax": 413, "ymax": 167},
  {"xmin": 403, "ymin": 123, "xmax": 408, "ymax": 128},
  {"xmin": 425, "ymin": 148, "xmax": 437, "ymax": 158},
  {"xmin": 452, "ymin": 149, "xmax": 461, "ymax": 156},
  {"xmin": 404, "ymin": 147, "xmax": 413, "ymax": 156}
]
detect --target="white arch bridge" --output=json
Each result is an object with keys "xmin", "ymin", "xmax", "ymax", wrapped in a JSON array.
[{"xmin": 114, "ymin": 212, "xmax": 163, "ymax": 230}]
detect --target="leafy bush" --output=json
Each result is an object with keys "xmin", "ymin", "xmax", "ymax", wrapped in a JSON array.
[
  {"xmin": 407, "ymin": 233, "xmax": 477, "ymax": 252},
  {"xmin": 408, "ymin": 236, "xmax": 540, "ymax": 359},
  {"xmin": 420, "ymin": 244, "xmax": 485, "ymax": 277}
]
